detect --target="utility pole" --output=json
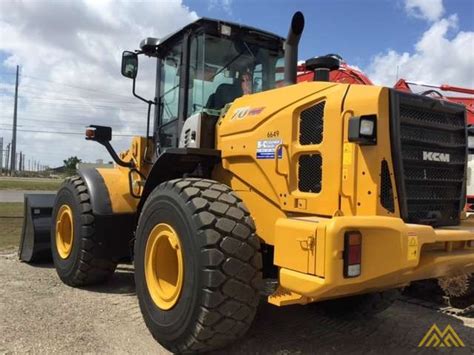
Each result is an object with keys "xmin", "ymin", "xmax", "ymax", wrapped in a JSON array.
[
  {"xmin": 18, "ymin": 152, "xmax": 23, "ymax": 172},
  {"xmin": 10, "ymin": 65, "xmax": 19, "ymax": 176},
  {"xmin": 0, "ymin": 137, "xmax": 3, "ymax": 174},
  {"xmin": 5, "ymin": 143, "xmax": 11, "ymax": 175}
]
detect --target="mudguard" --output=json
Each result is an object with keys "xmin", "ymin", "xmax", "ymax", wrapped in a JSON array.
[{"xmin": 18, "ymin": 194, "xmax": 56, "ymax": 263}]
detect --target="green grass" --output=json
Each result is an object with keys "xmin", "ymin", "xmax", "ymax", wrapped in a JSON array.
[
  {"xmin": 0, "ymin": 178, "xmax": 62, "ymax": 191},
  {"xmin": 0, "ymin": 203, "xmax": 23, "ymax": 250}
]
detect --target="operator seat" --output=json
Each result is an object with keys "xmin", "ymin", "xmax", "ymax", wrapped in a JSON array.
[{"xmin": 206, "ymin": 83, "xmax": 243, "ymax": 110}]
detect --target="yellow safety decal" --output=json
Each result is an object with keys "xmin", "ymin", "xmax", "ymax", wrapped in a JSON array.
[
  {"xmin": 343, "ymin": 143, "xmax": 353, "ymax": 166},
  {"xmin": 407, "ymin": 235, "xmax": 418, "ymax": 261}
]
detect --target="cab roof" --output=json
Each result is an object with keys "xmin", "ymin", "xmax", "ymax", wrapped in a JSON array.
[{"xmin": 140, "ymin": 17, "xmax": 285, "ymax": 55}]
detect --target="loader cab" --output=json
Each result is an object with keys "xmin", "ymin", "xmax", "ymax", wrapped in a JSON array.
[{"xmin": 148, "ymin": 19, "xmax": 285, "ymax": 150}]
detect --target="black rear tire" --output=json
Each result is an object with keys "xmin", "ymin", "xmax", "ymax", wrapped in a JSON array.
[
  {"xmin": 134, "ymin": 178, "xmax": 262, "ymax": 353},
  {"xmin": 51, "ymin": 176, "xmax": 116, "ymax": 286},
  {"xmin": 318, "ymin": 289, "xmax": 400, "ymax": 319}
]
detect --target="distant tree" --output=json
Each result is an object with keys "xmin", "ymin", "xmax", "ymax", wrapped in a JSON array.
[{"xmin": 63, "ymin": 156, "xmax": 81, "ymax": 175}]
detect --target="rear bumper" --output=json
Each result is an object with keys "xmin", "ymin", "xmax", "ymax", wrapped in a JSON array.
[{"xmin": 271, "ymin": 215, "xmax": 474, "ymax": 306}]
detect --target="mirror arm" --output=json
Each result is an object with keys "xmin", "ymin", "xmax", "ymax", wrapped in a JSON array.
[
  {"xmin": 132, "ymin": 78, "xmax": 154, "ymax": 106},
  {"xmin": 100, "ymin": 140, "xmax": 134, "ymax": 168}
]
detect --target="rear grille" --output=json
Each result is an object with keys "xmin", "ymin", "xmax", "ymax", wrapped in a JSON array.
[
  {"xmin": 299, "ymin": 102, "xmax": 325, "ymax": 145},
  {"xmin": 390, "ymin": 90, "xmax": 467, "ymax": 226},
  {"xmin": 298, "ymin": 154, "xmax": 322, "ymax": 193}
]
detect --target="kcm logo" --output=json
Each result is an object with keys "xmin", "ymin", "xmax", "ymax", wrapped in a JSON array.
[{"xmin": 418, "ymin": 324, "xmax": 465, "ymax": 348}]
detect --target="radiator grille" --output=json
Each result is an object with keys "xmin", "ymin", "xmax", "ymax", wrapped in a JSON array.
[
  {"xmin": 390, "ymin": 91, "xmax": 466, "ymax": 226},
  {"xmin": 299, "ymin": 102, "xmax": 325, "ymax": 145},
  {"xmin": 298, "ymin": 154, "xmax": 322, "ymax": 193}
]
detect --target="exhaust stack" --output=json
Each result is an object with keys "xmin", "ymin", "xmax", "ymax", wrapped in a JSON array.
[{"xmin": 284, "ymin": 11, "xmax": 305, "ymax": 85}]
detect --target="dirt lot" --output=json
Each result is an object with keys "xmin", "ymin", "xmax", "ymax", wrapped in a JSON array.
[{"xmin": 0, "ymin": 248, "xmax": 473, "ymax": 354}]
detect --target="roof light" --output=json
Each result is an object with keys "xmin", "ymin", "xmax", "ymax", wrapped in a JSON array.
[{"xmin": 220, "ymin": 24, "xmax": 232, "ymax": 36}]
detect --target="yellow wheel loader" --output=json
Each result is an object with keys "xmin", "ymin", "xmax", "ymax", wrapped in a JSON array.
[{"xmin": 19, "ymin": 12, "xmax": 474, "ymax": 352}]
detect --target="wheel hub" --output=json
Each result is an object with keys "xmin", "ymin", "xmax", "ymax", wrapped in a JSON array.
[
  {"xmin": 55, "ymin": 204, "xmax": 74, "ymax": 259},
  {"xmin": 145, "ymin": 223, "xmax": 184, "ymax": 310}
]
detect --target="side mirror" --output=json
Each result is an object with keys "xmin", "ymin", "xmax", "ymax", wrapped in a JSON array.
[
  {"xmin": 85, "ymin": 125, "xmax": 112, "ymax": 143},
  {"xmin": 121, "ymin": 51, "xmax": 138, "ymax": 79},
  {"xmin": 85, "ymin": 125, "xmax": 134, "ymax": 168}
]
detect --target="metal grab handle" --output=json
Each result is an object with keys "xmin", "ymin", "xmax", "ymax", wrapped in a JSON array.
[{"xmin": 274, "ymin": 143, "xmax": 288, "ymax": 176}]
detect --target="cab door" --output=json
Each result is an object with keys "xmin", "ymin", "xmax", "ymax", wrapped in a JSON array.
[{"xmin": 157, "ymin": 40, "xmax": 184, "ymax": 150}]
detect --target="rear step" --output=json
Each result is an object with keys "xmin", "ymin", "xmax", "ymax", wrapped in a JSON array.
[{"xmin": 19, "ymin": 193, "xmax": 56, "ymax": 263}]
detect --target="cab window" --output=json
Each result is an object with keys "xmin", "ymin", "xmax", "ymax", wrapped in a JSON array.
[
  {"xmin": 187, "ymin": 33, "xmax": 283, "ymax": 117},
  {"xmin": 158, "ymin": 41, "xmax": 182, "ymax": 149},
  {"xmin": 160, "ymin": 42, "xmax": 182, "ymax": 125}
]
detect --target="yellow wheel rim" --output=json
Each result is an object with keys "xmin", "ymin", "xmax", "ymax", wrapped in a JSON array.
[
  {"xmin": 145, "ymin": 223, "xmax": 184, "ymax": 310},
  {"xmin": 55, "ymin": 204, "xmax": 74, "ymax": 259}
]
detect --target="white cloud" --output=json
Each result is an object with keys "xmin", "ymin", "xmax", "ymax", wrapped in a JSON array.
[
  {"xmin": 366, "ymin": 14, "xmax": 474, "ymax": 88},
  {"xmin": 0, "ymin": 0, "xmax": 198, "ymax": 168},
  {"xmin": 405, "ymin": 0, "xmax": 444, "ymax": 22},
  {"xmin": 208, "ymin": 0, "xmax": 233, "ymax": 16}
]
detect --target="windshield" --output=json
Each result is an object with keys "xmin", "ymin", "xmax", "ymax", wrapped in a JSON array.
[{"xmin": 187, "ymin": 33, "xmax": 283, "ymax": 117}]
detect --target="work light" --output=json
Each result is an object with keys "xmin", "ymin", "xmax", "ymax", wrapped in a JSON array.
[
  {"xmin": 348, "ymin": 115, "xmax": 377, "ymax": 145},
  {"xmin": 359, "ymin": 118, "xmax": 375, "ymax": 136}
]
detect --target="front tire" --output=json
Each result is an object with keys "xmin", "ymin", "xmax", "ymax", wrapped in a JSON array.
[
  {"xmin": 134, "ymin": 178, "xmax": 262, "ymax": 353},
  {"xmin": 51, "ymin": 176, "xmax": 117, "ymax": 286}
]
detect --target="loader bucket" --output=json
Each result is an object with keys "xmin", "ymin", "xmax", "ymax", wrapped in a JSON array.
[{"xmin": 18, "ymin": 193, "xmax": 56, "ymax": 263}]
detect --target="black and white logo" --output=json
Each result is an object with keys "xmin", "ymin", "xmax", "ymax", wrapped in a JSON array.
[{"xmin": 423, "ymin": 151, "xmax": 450, "ymax": 163}]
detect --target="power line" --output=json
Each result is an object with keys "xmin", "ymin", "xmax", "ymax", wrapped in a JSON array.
[
  {"xmin": 0, "ymin": 127, "xmax": 140, "ymax": 137},
  {"xmin": 1, "ymin": 71, "xmax": 137, "ymax": 99}
]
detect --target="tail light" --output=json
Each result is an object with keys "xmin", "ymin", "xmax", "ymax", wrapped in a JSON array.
[{"xmin": 344, "ymin": 231, "xmax": 362, "ymax": 278}]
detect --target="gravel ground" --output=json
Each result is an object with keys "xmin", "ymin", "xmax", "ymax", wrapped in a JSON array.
[{"xmin": 1, "ymin": 248, "xmax": 473, "ymax": 354}]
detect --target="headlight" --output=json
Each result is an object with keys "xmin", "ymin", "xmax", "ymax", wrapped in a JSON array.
[{"xmin": 348, "ymin": 115, "xmax": 377, "ymax": 145}]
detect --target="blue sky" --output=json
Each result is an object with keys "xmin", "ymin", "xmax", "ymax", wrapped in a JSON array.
[{"xmin": 185, "ymin": 0, "xmax": 474, "ymax": 68}]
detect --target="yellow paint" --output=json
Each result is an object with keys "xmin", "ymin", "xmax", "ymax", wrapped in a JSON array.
[
  {"xmin": 268, "ymin": 286, "xmax": 309, "ymax": 306},
  {"xmin": 273, "ymin": 218, "xmax": 317, "ymax": 274},
  {"xmin": 270, "ymin": 215, "xmax": 474, "ymax": 305},
  {"xmin": 97, "ymin": 168, "xmax": 139, "ymax": 213},
  {"xmin": 55, "ymin": 204, "xmax": 74, "ymax": 259},
  {"xmin": 213, "ymin": 81, "xmax": 474, "ymax": 307},
  {"xmin": 215, "ymin": 81, "xmax": 349, "ymax": 244},
  {"xmin": 96, "ymin": 136, "xmax": 153, "ymax": 214},
  {"xmin": 145, "ymin": 223, "xmax": 184, "ymax": 310}
]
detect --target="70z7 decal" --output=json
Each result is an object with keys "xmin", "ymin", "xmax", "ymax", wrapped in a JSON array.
[{"xmin": 231, "ymin": 106, "xmax": 265, "ymax": 120}]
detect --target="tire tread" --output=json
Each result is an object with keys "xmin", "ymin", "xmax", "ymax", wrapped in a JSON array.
[
  {"xmin": 54, "ymin": 176, "xmax": 116, "ymax": 286},
  {"xmin": 142, "ymin": 178, "xmax": 262, "ymax": 353}
]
